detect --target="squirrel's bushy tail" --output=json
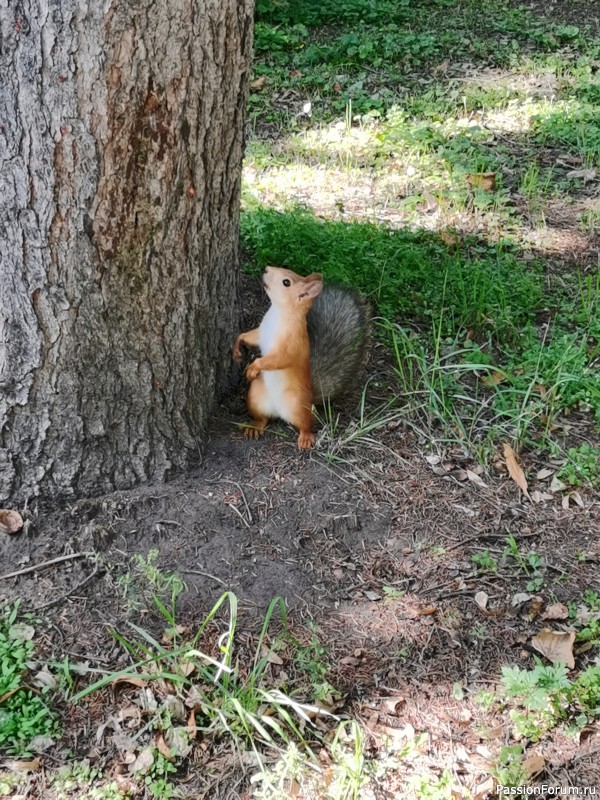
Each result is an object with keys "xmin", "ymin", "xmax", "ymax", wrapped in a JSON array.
[{"xmin": 308, "ymin": 285, "xmax": 370, "ymax": 404}]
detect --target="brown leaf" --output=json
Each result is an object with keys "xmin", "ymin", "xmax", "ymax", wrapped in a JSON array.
[
  {"xmin": 541, "ymin": 603, "xmax": 569, "ymax": 621},
  {"xmin": 466, "ymin": 469, "xmax": 487, "ymax": 488},
  {"xmin": 466, "ymin": 172, "xmax": 496, "ymax": 191},
  {"xmin": 421, "ymin": 189, "xmax": 438, "ymax": 212},
  {"xmin": 531, "ymin": 629, "xmax": 576, "ymax": 669},
  {"xmin": 156, "ymin": 734, "xmax": 173, "ymax": 760},
  {"xmin": 523, "ymin": 753, "xmax": 545, "ymax": 778},
  {"xmin": 0, "ymin": 509, "xmax": 23, "ymax": 534},
  {"xmin": 503, "ymin": 443, "xmax": 530, "ymax": 499},
  {"xmin": 250, "ymin": 76, "xmax": 267, "ymax": 91},
  {"xmin": 482, "ymin": 370, "xmax": 506, "ymax": 387},
  {"xmin": 112, "ymin": 676, "xmax": 147, "ymax": 689},
  {"xmin": 474, "ymin": 591, "xmax": 489, "ymax": 610},
  {"xmin": 2, "ymin": 758, "xmax": 41, "ymax": 773},
  {"xmin": 440, "ymin": 229, "xmax": 460, "ymax": 249},
  {"xmin": 566, "ymin": 168, "xmax": 597, "ymax": 183}
]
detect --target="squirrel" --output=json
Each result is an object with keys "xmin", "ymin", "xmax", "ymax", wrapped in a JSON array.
[{"xmin": 233, "ymin": 266, "xmax": 369, "ymax": 449}]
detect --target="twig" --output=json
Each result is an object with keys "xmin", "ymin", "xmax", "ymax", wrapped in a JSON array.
[
  {"xmin": 0, "ymin": 552, "xmax": 95, "ymax": 581},
  {"xmin": 183, "ymin": 568, "xmax": 227, "ymax": 587},
  {"xmin": 33, "ymin": 567, "xmax": 100, "ymax": 611}
]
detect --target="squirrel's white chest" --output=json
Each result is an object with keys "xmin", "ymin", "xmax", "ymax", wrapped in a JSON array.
[
  {"xmin": 258, "ymin": 306, "xmax": 289, "ymax": 416},
  {"xmin": 258, "ymin": 306, "xmax": 281, "ymax": 354}
]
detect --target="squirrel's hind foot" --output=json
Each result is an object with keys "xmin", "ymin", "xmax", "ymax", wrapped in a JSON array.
[{"xmin": 297, "ymin": 431, "xmax": 315, "ymax": 450}]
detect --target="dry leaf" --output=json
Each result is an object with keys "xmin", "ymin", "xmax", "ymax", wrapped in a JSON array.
[
  {"xmin": 250, "ymin": 76, "xmax": 267, "ymax": 91},
  {"xmin": 536, "ymin": 468, "xmax": 554, "ymax": 480},
  {"xmin": 541, "ymin": 603, "xmax": 569, "ymax": 621},
  {"xmin": 466, "ymin": 172, "xmax": 496, "ymax": 191},
  {"xmin": 129, "ymin": 747, "xmax": 154, "ymax": 774},
  {"xmin": 474, "ymin": 776, "xmax": 496, "ymax": 800},
  {"xmin": 523, "ymin": 753, "xmax": 545, "ymax": 778},
  {"xmin": 570, "ymin": 491, "xmax": 584, "ymax": 508},
  {"xmin": 440, "ymin": 229, "xmax": 460, "ymax": 249},
  {"xmin": 528, "ymin": 596, "xmax": 544, "ymax": 618},
  {"xmin": 112, "ymin": 676, "xmax": 147, "ymax": 689},
  {"xmin": 419, "ymin": 606, "xmax": 437, "ymax": 616},
  {"xmin": 156, "ymin": 734, "xmax": 173, "ymax": 760},
  {"xmin": 503, "ymin": 443, "xmax": 530, "ymax": 499},
  {"xmin": 421, "ymin": 189, "xmax": 438, "ymax": 212},
  {"xmin": 2, "ymin": 758, "xmax": 41, "ymax": 773},
  {"xmin": 512, "ymin": 592, "xmax": 533, "ymax": 607},
  {"xmin": 466, "ymin": 469, "xmax": 487, "ymax": 488},
  {"xmin": 562, "ymin": 494, "xmax": 570, "ymax": 510},
  {"xmin": 0, "ymin": 509, "xmax": 23, "ymax": 534},
  {"xmin": 566, "ymin": 168, "xmax": 597, "ymax": 183},
  {"xmin": 531, "ymin": 629, "xmax": 576, "ymax": 669},
  {"xmin": 474, "ymin": 591, "xmax": 489, "ymax": 610},
  {"xmin": 260, "ymin": 644, "xmax": 284, "ymax": 665},
  {"xmin": 482, "ymin": 371, "xmax": 506, "ymax": 387},
  {"xmin": 550, "ymin": 476, "xmax": 566, "ymax": 493}
]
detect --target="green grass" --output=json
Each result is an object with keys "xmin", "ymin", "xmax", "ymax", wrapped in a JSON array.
[
  {"xmin": 0, "ymin": 602, "xmax": 59, "ymax": 756},
  {"xmin": 251, "ymin": 0, "xmax": 600, "ymax": 126}
]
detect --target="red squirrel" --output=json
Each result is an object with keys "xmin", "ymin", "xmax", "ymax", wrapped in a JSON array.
[{"xmin": 233, "ymin": 266, "xmax": 369, "ymax": 449}]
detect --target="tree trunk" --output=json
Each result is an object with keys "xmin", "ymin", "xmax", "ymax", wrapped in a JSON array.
[{"xmin": 0, "ymin": 0, "xmax": 253, "ymax": 504}]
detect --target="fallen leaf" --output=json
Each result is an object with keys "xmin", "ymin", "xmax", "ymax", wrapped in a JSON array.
[
  {"xmin": 566, "ymin": 168, "xmax": 597, "ymax": 183},
  {"xmin": 536, "ymin": 468, "xmax": 554, "ymax": 480},
  {"xmin": 482, "ymin": 371, "xmax": 506, "ymax": 387},
  {"xmin": 129, "ymin": 746, "xmax": 154, "ymax": 775},
  {"xmin": 466, "ymin": 469, "xmax": 487, "ymax": 488},
  {"xmin": 418, "ymin": 606, "xmax": 437, "ymax": 616},
  {"xmin": 474, "ymin": 776, "xmax": 496, "ymax": 800},
  {"xmin": 421, "ymin": 189, "xmax": 438, "ymax": 212},
  {"xmin": 541, "ymin": 603, "xmax": 569, "ymax": 621},
  {"xmin": 364, "ymin": 590, "xmax": 382, "ymax": 601},
  {"xmin": 523, "ymin": 753, "xmax": 545, "ymax": 778},
  {"xmin": 2, "ymin": 759, "xmax": 41, "ymax": 773},
  {"xmin": 250, "ymin": 76, "xmax": 267, "ymax": 91},
  {"xmin": 550, "ymin": 476, "xmax": 566, "ymax": 493},
  {"xmin": 0, "ymin": 509, "xmax": 23, "ymax": 534},
  {"xmin": 570, "ymin": 491, "xmax": 584, "ymax": 508},
  {"xmin": 512, "ymin": 592, "xmax": 533, "ymax": 607},
  {"xmin": 156, "ymin": 734, "xmax": 173, "ymax": 760},
  {"xmin": 165, "ymin": 726, "xmax": 193, "ymax": 758},
  {"xmin": 466, "ymin": 172, "xmax": 496, "ymax": 191},
  {"xmin": 440, "ymin": 229, "xmax": 460, "ymax": 249},
  {"xmin": 531, "ymin": 629, "xmax": 576, "ymax": 669},
  {"xmin": 528, "ymin": 596, "xmax": 544, "ymax": 618},
  {"xmin": 474, "ymin": 591, "xmax": 489, "ymax": 610},
  {"xmin": 503, "ymin": 443, "xmax": 530, "ymax": 499},
  {"xmin": 425, "ymin": 454, "xmax": 441, "ymax": 465},
  {"xmin": 562, "ymin": 494, "xmax": 570, "ymax": 510},
  {"xmin": 31, "ymin": 666, "xmax": 58, "ymax": 691},
  {"xmin": 112, "ymin": 676, "xmax": 147, "ymax": 689},
  {"xmin": 260, "ymin": 645, "xmax": 284, "ymax": 665}
]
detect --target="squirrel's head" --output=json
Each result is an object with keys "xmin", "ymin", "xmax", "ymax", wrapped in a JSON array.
[{"xmin": 263, "ymin": 266, "xmax": 323, "ymax": 310}]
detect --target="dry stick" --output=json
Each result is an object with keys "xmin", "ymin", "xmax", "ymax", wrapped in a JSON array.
[
  {"xmin": 0, "ymin": 552, "xmax": 95, "ymax": 581},
  {"xmin": 34, "ymin": 567, "xmax": 100, "ymax": 612}
]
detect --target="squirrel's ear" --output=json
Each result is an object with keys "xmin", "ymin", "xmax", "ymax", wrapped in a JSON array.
[
  {"xmin": 297, "ymin": 278, "xmax": 323, "ymax": 302},
  {"xmin": 304, "ymin": 272, "xmax": 323, "ymax": 282}
]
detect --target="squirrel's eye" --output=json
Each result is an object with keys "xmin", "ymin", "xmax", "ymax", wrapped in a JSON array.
[{"xmin": 282, "ymin": 279, "xmax": 291, "ymax": 287}]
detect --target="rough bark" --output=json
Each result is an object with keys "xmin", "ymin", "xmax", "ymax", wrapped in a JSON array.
[{"xmin": 0, "ymin": 0, "xmax": 253, "ymax": 503}]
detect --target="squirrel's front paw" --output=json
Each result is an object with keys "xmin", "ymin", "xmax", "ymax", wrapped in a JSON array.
[{"xmin": 245, "ymin": 362, "xmax": 261, "ymax": 381}]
